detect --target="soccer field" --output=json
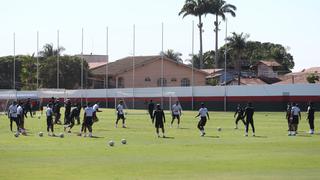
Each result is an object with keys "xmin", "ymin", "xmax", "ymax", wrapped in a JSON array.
[{"xmin": 0, "ymin": 109, "xmax": 319, "ymax": 180}]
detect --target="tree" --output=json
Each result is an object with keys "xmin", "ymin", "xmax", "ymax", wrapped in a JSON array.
[
  {"xmin": 187, "ymin": 50, "xmax": 215, "ymax": 69},
  {"xmin": 39, "ymin": 43, "xmax": 65, "ymax": 58},
  {"xmin": 161, "ymin": 49, "xmax": 183, "ymax": 63},
  {"xmin": 226, "ymin": 32, "xmax": 249, "ymax": 85},
  {"xmin": 20, "ymin": 55, "xmax": 37, "ymax": 90},
  {"xmin": 39, "ymin": 56, "xmax": 90, "ymax": 89},
  {"xmin": 179, "ymin": 0, "xmax": 208, "ymax": 69},
  {"xmin": 207, "ymin": 0, "xmax": 236, "ymax": 68},
  {"xmin": 0, "ymin": 56, "xmax": 21, "ymax": 89},
  {"xmin": 307, "ymin": 73, "xmax": 319, "ymax": 83}
]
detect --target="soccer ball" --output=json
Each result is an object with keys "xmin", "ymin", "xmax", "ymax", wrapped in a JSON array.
[
  {"xmin": 217, "ymin": 127, "xmax": 222, "ymax": 131},
  {"xmin": 38, "ymin": 132, "xmax": 44, "ymax": 137},
  {"xmin": 108, "ymin": 140, "xmax": 115, "ymax": 147},
  {"xmin": 121, "ymin": 139, "xmax": 127, "ymax": 145},
  {"xmin": 59, "ymin": 133, "xmax": 64, "ymax": 138},
  {"xmin": 37, "ymin": 115, "xmax": 41, "ymax": 119},
  {"xmin": 14, "ymin": 132, "xmax": 19, "ymax": 138}
]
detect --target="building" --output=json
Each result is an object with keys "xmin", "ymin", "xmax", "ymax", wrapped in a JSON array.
[
  {"xmin": 277, "ymin": 67, "xmax": 320, "ymax": 84},
  {"xmin": 90, "ymin": 55, "xmax": 209, "ymax": 89},
  {"xmin": 75, "ymin": 54, "xmax": 108, "ymax": 69},
  {"xmin": 255, "ymin": 60, "xmax": 281, "ymax": 78}
]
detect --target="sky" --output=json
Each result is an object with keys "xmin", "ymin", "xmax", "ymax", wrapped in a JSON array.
[{"xmin": 0, "ymin": 0, "xmax": 319, "ymax": 72}]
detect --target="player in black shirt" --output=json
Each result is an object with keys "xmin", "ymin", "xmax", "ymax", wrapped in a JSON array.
[
  {"xmin": 64, "ymin": 99, "xmax": 72, "ymax": 125},
  {"xmin": 148, "ymin": 100, "xmax": 155, "ymax": 119},
  {"xmin": 285, "ymin": 103, "xmax": 292, "ymax": 135},
  {"xmin": 243, "ymin": 102, "xmax": 255, "ymax": 136},
  {"xmin": 64, "ymin": 104, "xmax": 81, "ymax": 133},
  {"xmin": 24, "ymin": 98, "xmax": 33, "ymax": 118},
  {"xmin": 152, "ymin": 104, "xmax": 166, "ymax": 138},
  {"xmin": 53, "ymin": 99, "xmax": 62, "ymax": 124},
  {"xmin": 234, "ymin": 104, "xmax": 245, "ymax": 129},
  {"xmin": 307, "ymin": 102, "xmax": 315, "ymax": 134}
]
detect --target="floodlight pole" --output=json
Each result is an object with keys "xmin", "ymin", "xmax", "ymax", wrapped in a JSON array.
[
  {"xmin": 224, "ymin": 18, "xmax": 228, "ymax": 112},
  {"xmin": 105, "ymin": 26, "xmax": 109, "ymax": 108},
  {"xmin": 191, "ymin": 21, "xmax": 195, "ymax": 110},
  {"xmin": 37, "ymin": 31, "xmax": 39, "ymax": 90},
  {"xmin": 57, "ymin": 30, "xmax": 60, "ymax": 89},
  {"xmin": 81, "ymin": 28, "xmax": 84, "ymax": 106},
  {"xmin": 13, "ymin": 33, "xmax": 16, "ymax": 90},
  {"xmin": 161, "ymin": 23, "xmax": 164, "ymax": 109},
  {"xmin": 132, "ymin": 24, "xmax": 135, "ymax": 110}
]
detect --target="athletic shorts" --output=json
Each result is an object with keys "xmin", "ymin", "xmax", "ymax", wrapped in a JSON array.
[
  {"xmin": 199, "ymin": 117, "xmax": 207, "ymax": 126},
  {"xmin": 155, "ymin": 121, "xmax": 164, "ymax": 128},
  {"xmin": 292, "ymin": 115, "xmax": 299, "ymax": 124},
  {"xmin": 85, "ymin": 117, "xmax": 93, "ymax": 126},
  {"xmin": 172, "ymin": 114, "xmax": 180, "ymax": 119},
  {"xmin": 117, "ymin": 114, "xmax": 125, "ymax": 120}
]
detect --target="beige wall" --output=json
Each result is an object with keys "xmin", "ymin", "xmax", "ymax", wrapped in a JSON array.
[{"xmin": 115, "ymin": 60, "xmax": 207, "ymax": 88}]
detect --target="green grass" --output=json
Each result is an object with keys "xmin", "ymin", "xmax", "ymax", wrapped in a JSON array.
[{"xmin": 0, "ymin": 109, "xmax": 320, "ymax": 180}]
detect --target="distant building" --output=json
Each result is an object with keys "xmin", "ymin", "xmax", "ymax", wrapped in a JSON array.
[
  {"xmin": 75, "ymin": 54, "xmax": 108, "ymax": 69},
  {"xmin": 277, "ymin": 67, "xmax": 320, "ymax": 84},
  {"xmin": 90, "ymin": 55, "xmax": 209, "ymax": 89},
  {"xmin": 255, "ymin": 60, "xmax": 281, "ymax": 78}
]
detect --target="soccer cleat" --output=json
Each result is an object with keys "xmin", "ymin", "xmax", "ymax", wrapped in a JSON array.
[
  {"xmin": 89, "ymin": 133, "xmax": 92, "ymax": 137},
  {"xmin": 163, "ymin": 135, "xmax": 166, "ymax": 138},
  {"xmin": 252, "ymin": 133, "xmax": 255, "ymax": 137},
  {"xmin": 84, "ymin": 134, "xmax": 87, "ymax": 137},
  {"xmin": 244, "ymin": 133, "xmax": 248, "ymax": 137},
  {"xmin": 115, "ymin": 124, "xmax": 118, "ymax": 128},
  {"xmin": 67, "ymin": 130, "xmax": 71, "ymax": 133},
  {"xmin": 122, "ymin": 124, "xmax": 127, "ymax": 128}
]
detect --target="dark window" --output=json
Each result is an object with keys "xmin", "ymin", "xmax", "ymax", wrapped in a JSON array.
[
  {"xmin": 157, "ymin": 78, "xmax": 167, "ymax": 87},
  {"xmin": 181, "ymin": 78, "xmax": 190, "ymax": 87}
]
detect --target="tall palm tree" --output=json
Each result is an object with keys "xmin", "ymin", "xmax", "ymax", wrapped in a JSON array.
[
  {"xmin": 39, "ymin": 43, "xmax": 65, "ymax": 58},
  {"xmin": 179, "ymin": 0, "xmax": 207, "ymax": 69},
  {"xmin": 226, "ymin": 32, "xmax": 249, "ymax": 85},
  {"xmin": 161, "ymin": 49, "xmax": 183, "ymax": 63},
  {"xmin": 207, "ymin": 0, "xmax": 236, "ymax": 68}
]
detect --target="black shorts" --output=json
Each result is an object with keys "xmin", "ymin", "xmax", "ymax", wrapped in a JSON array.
[
  {"xmin": 155, "ymin": 121, "xmax": 164, "ymax": 128},
  {"xmin": 199, "ymin": 117, "xmax": 207, "ymax": 126},
  {"xmin": 85, "ymin": 117, "xmax": 93, "ymax": 126},
  {"xmin": 172, "ymin": 114, "xmax": 180, "ymax": 119},
  {"xmin": 292, "ymin": 115, "xmax": 299, "ymax": 124},
  {"xmin": 117, "ymin": 114, "xmax": 125, "ymax": 120},
  {"xmin": 47, "ymin": 116, "xmax": 53, "ymax": 126}
]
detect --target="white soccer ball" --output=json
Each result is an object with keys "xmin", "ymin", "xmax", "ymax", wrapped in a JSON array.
[
  {"xmin": 121, "ymin": 139, "xmax": 127, "ymax": 145},
  {"xmin": 14, "ymin": 132, "xmax": 19, "ymax": 138},
  {"xmin": 108, "ymin": 140, "xmax": 115, "ymax": 147},
  {"xmin": 217, "ymin": 127, "xmax": 222, "ymax": 131},
  {"xmin": 38, "ymin": 132, "xmax": 44, "ymax": 137},
  {"xmin": 59, "ymin": 133, "xmax": 64, "ymax": 138}
]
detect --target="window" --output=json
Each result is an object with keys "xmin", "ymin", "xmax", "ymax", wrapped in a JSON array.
[
  {"xmin": 118, "ymin": 77, "xmax": 124, "ymax": 88},
  {"xmin": 145, "ymin": 77, "xmax": 151, "ymax": 82},
  {"xmin": 181, "ymin": 78, "xmax": 190, "ymax": 87},
  {"xmin": 171, "ymin": 78, "xmax": 177, "ymax": 82},
  {"xmin": 157, "ymin": 78, "xmax": 167, "ymax": 87}
]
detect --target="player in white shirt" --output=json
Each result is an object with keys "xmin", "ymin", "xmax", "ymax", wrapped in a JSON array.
[
  {"xmin": 115, "ymin": 100, "xmax": 126, "ymax": 128},
  {"xmin": 290, "ymin": 103, "xmax": 301, "ymax": 136},
  {"xmin": 8, "ymin": 101, "xmax": 19, "ymax": 132},
  {"xmin": 93, "ymin": 102, "xmax": 102, "ymax": 123},
  {"xmin": 46, "ymin": 103, "xmax": 55, "ymax": 136},
  {"xmin": 195, "ymin": 103, "xmax": 210, "ymax": 136},
  {"xmin": 82, "ymin": 103, "xmax": 94, "ymax": 137},
  {"xmin": 17, "ymin": 101, "xmax": 25, "ymax": 133},
  {"xmin": 170, "ymin": 101, "xmax": 182, "ymax": 128}
]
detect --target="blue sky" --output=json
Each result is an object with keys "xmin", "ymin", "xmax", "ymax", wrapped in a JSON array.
[{"xmin": 1, "ymin": 0, "xmax": 319, "ymax": 71}]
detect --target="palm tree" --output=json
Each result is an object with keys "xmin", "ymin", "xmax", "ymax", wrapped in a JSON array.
[
  {"xmin": 207, "ymin": 0, "xmax": 236, "ymax": 68},
  {"xmin": 226, "ymin": 32, "xmax": 249, "ymax": 85},
  {"xmin": 161, "ymin": 49, "xmax": 183, "ymax": 63},
  {"xmin": 179, "ymin": 0, "xmax": 207, "ymax": 69},
  {"xmin": 39, "ymin": 43, "xmax": 65, "ymax": 58}
]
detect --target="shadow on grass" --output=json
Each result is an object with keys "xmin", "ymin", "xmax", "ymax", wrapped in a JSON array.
[
  {"xmin": 177, "ymin": 127, "xmax": 190, "ymax": 130},
  {"xmin": 163, "ymin": 136, "xmax": 175, "ymax": 139},
  {"xmin": 203, "ymin": 135, "xmax": 220, "ymax": 138},
  {"xmin": 253, "ymin": 135, "xmax": 268, "ymax": 138}
]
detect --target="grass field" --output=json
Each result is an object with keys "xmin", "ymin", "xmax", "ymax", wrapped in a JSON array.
[{"xmin": 0, "ymin": 109, "xmax": 320, "ymax": 180}]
